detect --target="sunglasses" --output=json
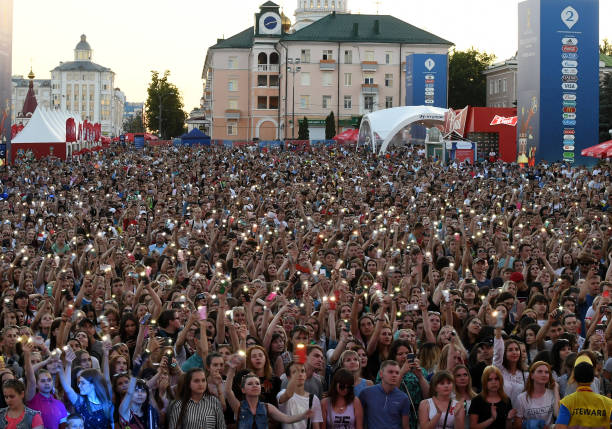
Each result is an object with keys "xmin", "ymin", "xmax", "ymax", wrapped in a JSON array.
[{"xmin": 338, "ymin": 383, "xmax": 352, "ymax": 391}]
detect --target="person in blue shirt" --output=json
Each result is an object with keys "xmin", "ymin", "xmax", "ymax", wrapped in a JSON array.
[{"xmin": 358, "ymin": 360, "xmax": 411, "ymax": 429}]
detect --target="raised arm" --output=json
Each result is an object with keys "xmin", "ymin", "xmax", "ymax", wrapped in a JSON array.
[{"xmin": 58, "ymin": 347, "xmax": 79, "ymax": 405}]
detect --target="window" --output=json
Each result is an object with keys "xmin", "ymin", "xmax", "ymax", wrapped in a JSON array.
[
  {"xmin": 502, "ymin": 78, "xmax": 508, "ymax": 93},
  {"xmin": 495, "ymin": 79, "xmax": 501, "ymax": 94},
  {"xmin": 364, "ymin": 95, "xmax": 374, "ymax": 111},
  {"xmin": 344, "ymin": 95, "xmax": 352, "ymax": 109},
  {"xmin": 228, "ymin": 79, "xmax": 238, "ymax": 91},
  {"xmin": 385, "ymin": 73, "xmax": 393, "ymax": 87},
  {"xmin": 489, "ymin": 81, "xmax": 494, "ymax": 95},
  {"xmin": 258, "ymin": 75, "xmax": 267, "ymax": 87},
  {"xmin": 344, "ymin": 73, "xmax": 352, "ymax": 86},
  {"xmin": 228, "ymin": 56, "xmax": 238, "ymax": 69},
  {"xmin": 322, "ymin": 50, "xmax": 333, "ymax": 61},
  {"xmin": 300, "ymin": 95, "xmax": 310, "ymax": 109},
  {"xmin": 269, "ymin": 96, "xmax": 279, "ymax": 109},
  {"xmin": 300, "ymin": 49, "xmax": 311, "ymax": 63},
  {"xmin": 269, "ymin": 75, "xmax": 279, "ymax": 87},
  {"xmin": 385, "ymin": 52, "xmax": 392, "ymax": 64},
  {"xmin": 365, "ymin": 50, "xmax": 375, "ymax": 61},
  {"xmin": 385, "ymin": 96, "xmax": 393, "ymax": 108},
  {"xmin": 364, "ymin": 76, "xmax": 374, "ymax": 85},
  {"xmin": 301, "ymin": 72, "xmax": 311, "ymax": 86},
  {"xmin": 322, "ymin": 95, "xmax": 332, "ymax": 109},
  {"xmin": 344, "ymin": 50, "xmax": 352, "ymax": 64},
  {"xmin": 227, "ymin": 122, "xmax": 237, "ymax": 136},
  {"xmin": 228, "ymin": 99, "xmax": 238, "ymax": 109},
  {"xmin": 257, "ymin": 96, "xmax": 267, "ymax": 109},
  {"xmin": 322, "ymin": 72, "xmax": 333, "ymax": 86}
]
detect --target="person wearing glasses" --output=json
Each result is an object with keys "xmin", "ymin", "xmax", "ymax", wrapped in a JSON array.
[
  {"xmin": 118, "ymin": 377, "xmax": 159, "ymax": 429},
  {"xmin": 225, "ymin": 356, "xmax": 313, "ymax": 429},
  {"xmin": 321, "ymin": 368, "xmax": 363, "ymax": 429}
]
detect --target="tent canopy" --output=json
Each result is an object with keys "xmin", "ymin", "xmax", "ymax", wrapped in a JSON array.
[
  {"xmin": 581, "ymin": 140, "xmax": 612, "ymax": 159},
  {"xmin": 333, "ymin": 129, "xmax": 359, "ymax": 143},
  {"xmin": 180, "ymin": 128, "xmax": 211, "ymax": 145},
  {"xmin": 12, "ymin": 108, "xmax": 76, "ymax": 144},
  {"xmin": 359, "ymin": 106, "xmax": 447, "ymax": 154}
]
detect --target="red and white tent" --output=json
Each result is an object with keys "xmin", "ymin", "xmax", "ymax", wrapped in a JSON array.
[{"xmin": 10, "ymin": 108, "xmax": 100, "ymax": 162}]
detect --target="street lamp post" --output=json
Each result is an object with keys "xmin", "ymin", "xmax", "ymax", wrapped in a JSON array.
[
  {"xmin": 287, "ymin": 58, "xmax": 301, "ymax": 139},
  {"xmin": 158, "ymin": 90, "xmax": 171, "ymax": 139}
]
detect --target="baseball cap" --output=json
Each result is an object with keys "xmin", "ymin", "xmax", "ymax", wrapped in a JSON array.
[
  {"xmin": 474, "ymin": 258, "xmax": 487, "ymax": 264},
  {"xmin": 476, "ymin": 337, "xmax": 494, "ymax": 348}
]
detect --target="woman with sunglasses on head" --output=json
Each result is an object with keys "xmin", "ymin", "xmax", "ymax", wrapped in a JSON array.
[
  {"xmin": 225, "ymin": 356, "xmax": 313, "ymax": 429},
  {"xmin": 118, "ymin": 375, "xmax": 159, "ymax": 429},
  {"xmin": 321, "ymin": 369, "xmax": 363, "ymax": 429}
]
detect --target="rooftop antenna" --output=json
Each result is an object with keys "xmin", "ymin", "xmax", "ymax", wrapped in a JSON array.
[{"xmin": 376, "ymin": 0, "xmax": 381, "ymax": 14}]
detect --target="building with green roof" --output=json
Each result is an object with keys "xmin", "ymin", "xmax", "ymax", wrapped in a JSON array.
[{"xmin": 201, "ymin": 1, "xmax": 452, "ymax": 141}]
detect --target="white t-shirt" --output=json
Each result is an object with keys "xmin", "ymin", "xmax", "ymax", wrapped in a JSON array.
[
  {"xmin": 277, "ymin": 390, "xmax": 323, "ymax": 429},
  {"xmin": 514, "ymin": 389, "xmax": 555, "ymax": 425}
]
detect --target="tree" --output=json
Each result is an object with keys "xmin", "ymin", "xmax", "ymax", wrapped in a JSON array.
[
  {"xmin": 122, "ymin": 111, "xmax": 145, "ymax": 134},
  {"xmin": 145, "ymin": 70, "xmax": 187, "ymax": 139},
  {"xmin": 448, "ymin": 48, "xmax": 496, "ymax": 109},
  {"xmin": 600, "ymin": 73, "xmax": 612, "ymax": 142},
  {"xmin": 601, "ymin": 38, "xmax": 612, "ymax": 56},
  {"xmin": 325, "ymin": 111, "xmax": 336, "ymax": 140},
  {"xmin": 298, "ymin": 117, "xmax": 309, "ymax": 140}
]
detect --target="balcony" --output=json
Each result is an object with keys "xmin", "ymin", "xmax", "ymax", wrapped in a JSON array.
[
  {"xmin": 225, "ymin": 109, "xmax": 241, "ymax": 119},
  {"xmin": 320, "ymin": 59, "xmax": 337, "ymax": 70},
  {"xmin": 257, "ymin": 64, "xmax": 280, "ymax": 72},
  {"xmin": 361, "ymin": 61, "xmax": 378, "ymax": 72},
  {"xmin": 361, "ymin": 84, "xmax": 379, "ymax": 94}
]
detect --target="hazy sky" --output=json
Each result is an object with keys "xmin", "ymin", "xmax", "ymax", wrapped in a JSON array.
[{"xmin": 12, "ymin": 0, "xmax": 612, "ymax": 112}]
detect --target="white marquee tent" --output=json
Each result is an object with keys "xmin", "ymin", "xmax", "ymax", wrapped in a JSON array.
[{"xmin": 358, "ymin": 106, "xmax": 448, "ymax": 154}]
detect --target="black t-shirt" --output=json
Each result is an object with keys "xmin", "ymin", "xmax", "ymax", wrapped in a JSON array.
[{"xmin": 468, "ymin": 394, "xmax": 512, "ymax": 429}]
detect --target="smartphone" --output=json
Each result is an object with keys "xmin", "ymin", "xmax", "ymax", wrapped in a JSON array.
[
  {"xmin": 141, "ymin": 313, "xmax": 152, "ymax": 325},
  {"xmin": 171, "ymin": 302, "xmax": 182, "ymax": 309},
  {"xmin": 198, "ymin": 306, "xmax": 207, "ymax": 321},
  {"xmin": 407, "ymin": 353, "xmax": 415, "ymax": 363},
  {"xmin": 406, "ymin": 304, "xmax": 419, "ymax": 312}
]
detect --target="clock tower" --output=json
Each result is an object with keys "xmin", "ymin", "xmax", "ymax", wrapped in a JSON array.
[{"xmin": 255, "ymin": 1, "xmax": 283, "ymax": 36}]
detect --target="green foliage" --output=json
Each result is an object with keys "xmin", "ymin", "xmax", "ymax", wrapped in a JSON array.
[
  {"xmin": 325, "ymin": 111, "xmax": 336, "ymax": 140},
  {"xmin": 122, "ymin": 111, "xmax": 145, "ymax": 134},
  {"xmin": 448, "ymin": 48, "xmax": 496, "ymax": 109},
  {"xmin": 601, "ymin": 39, "xmax": 612, "ymax": 56},
  {"xmin": 298, "ymin": 117, "xmax": 309, "ymax": 140},
  {"xmin": 145, "ymin": 71, "xmax": 187, "ymax": 139},
  {"xmin": 600, "ymin": 73, "xmax": 612, "ymax": 142}
]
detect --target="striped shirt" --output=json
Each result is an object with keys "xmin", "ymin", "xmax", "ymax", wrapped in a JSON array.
[{"xmin": 167, "ymin": 395, "xmax": 226, "ymax": 429}]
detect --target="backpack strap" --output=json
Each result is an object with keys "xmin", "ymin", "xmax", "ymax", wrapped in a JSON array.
[{"xmin": 306, "ymin": 393, "xmax": 314, "ymax": 429}]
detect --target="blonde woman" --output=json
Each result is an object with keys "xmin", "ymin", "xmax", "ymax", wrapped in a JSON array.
[{"xmin": 514, "ymin": 361, "xmax": 559, "ymax": 429}]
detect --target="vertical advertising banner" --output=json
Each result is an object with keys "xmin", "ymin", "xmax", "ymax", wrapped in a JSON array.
[
  {"xmin": 405, "ymin": 54, "xmax": 448, "ymax": 108},
  {"xmin": 0, "ymin": 0, "xmax": 12, "ymax": 166},
  {"xmin": 517, "ymin": 0, "xmax": 599, "ymax": 165}
]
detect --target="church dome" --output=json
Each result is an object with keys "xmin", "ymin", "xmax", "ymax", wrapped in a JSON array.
[
  {"xmin": 281, "ymin": 12, "xmax": 291, "ymax": 32},
  {"xmin": 75, "ymin": 34, "xmax": 91, "ymax": 51}
]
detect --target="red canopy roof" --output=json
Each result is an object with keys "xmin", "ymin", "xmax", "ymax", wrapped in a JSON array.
[
  {"xmin": 333, "ymin": 128, "xmax": 359, "ymax": 143},
  {"xmin": 18, "ymin": 77, "xmax": 38, "ymax": 118},
  {"xmin": 581, "ymin": 140, "xmax": 612, "ymax": 159}
]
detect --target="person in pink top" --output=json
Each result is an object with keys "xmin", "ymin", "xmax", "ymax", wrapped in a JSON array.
[
  {"xmin": 0, "ymin": 379, "xmax": 43, "ymax": 429},
  {"xmin": 25, "ymin": 370, "xmax": 67, "ymax": 429}
]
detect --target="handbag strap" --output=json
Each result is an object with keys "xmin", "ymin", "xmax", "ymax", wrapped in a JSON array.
[
  {"xmin": 441, "ymin": 399, "xmax": 452, "ymax": 429},
  {"xmin": 306, "ymin": 393, "xmax": 314, "ymax": 429}
]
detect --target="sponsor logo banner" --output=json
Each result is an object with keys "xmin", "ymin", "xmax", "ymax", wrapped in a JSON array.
[{"xmin": 490, "ymin": 115, "xmax": 518, "ymax": 126}]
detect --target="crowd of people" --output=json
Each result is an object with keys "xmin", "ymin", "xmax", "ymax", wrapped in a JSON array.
[{"xmin": 1, "ymin": 142, "xmax": 612, "ymax": 429}]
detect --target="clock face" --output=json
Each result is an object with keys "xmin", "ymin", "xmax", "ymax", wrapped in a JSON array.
[
  {"xmin": 264, "ymin": 15, "xmax": 278, "ymax": 30},
  {"xmin": 259, "ymin": 12, "xmax": 281, "ymax": 35}
]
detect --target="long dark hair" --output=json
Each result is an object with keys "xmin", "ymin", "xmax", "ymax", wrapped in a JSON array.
[
  {"xmin": 175, "ymin": 368, "xmax": 209, "ymax": 428},
  {"xmin": 329, "ymin": 369, "xmax": 355, "ymax": 406},
  {"xmin": 79, "ymin": 369, "xmax": 113, "ymax": 421},
  {"xmin": 119, "ymin": 313, "xmax": 139, "ymax": 343},
  {"xmin": 550, "ymin": 338, "xmax": 571, "ymax": 375}
]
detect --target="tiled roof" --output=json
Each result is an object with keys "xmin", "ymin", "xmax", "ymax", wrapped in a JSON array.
[
  {"xmin": 283, "ymin": 13, "xmax": 452, "ymax": 45},
  {"xmin": 210, "ymin": 27, "xmax": 254, "ymax": 49},
  {"xmin": 52, "ymin": 61, "xmax": 111, "ymax": 72}
]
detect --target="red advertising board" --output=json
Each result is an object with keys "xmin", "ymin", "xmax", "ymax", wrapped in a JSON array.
[{"xmin": 464, "ymin": 107, "xmax": 517, "ymax": 163}]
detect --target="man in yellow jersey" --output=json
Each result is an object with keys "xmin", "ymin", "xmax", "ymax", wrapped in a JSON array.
[{"xmin": 556, "ymin": 354, "xmax": 612, "ymax": 428}]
